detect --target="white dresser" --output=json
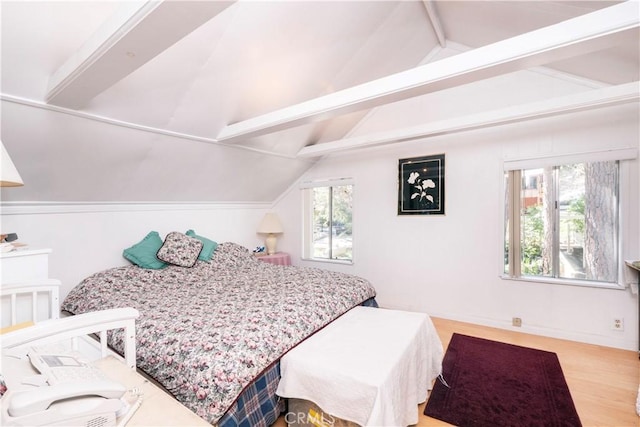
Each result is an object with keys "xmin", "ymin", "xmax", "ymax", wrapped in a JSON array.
[
  {"xmin": 1, "ymin": 248, "xmax": 52, "ymax": 283},
  {"xmin": 0, "ymin": 248, "xmax": 59, "ymax": 326}
]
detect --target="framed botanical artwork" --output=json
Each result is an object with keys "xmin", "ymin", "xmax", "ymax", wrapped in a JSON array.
[{"xmin": 398, "ymin": 154, "xmax": 445, "ymax": 215}]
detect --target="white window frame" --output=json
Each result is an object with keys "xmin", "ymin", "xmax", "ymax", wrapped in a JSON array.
[
  {"xmin": 301, "ymin": 178, "xmax": 354, "ymax": 264},
  {"xmin": 501, "ymin": 148, "xmax": 637, "ymax": 290}
]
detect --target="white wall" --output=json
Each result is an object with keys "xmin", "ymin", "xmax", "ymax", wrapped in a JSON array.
[
  {"xmin": 274, "ymin": 102, "xmax": 640, "ymax": 351},
  {"xmin": 0, "ymin": 99, "xmax": 314, "ymax": 203},
  {"xmin": 0, "ymin": 204, "xmax": 270, "ymax": 299}
]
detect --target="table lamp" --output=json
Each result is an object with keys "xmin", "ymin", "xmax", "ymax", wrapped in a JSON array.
[
  {"xmin": 257, "ymin": 213, "xmax": 284, "ymax": 255},
  {"xmin": 1, "ymin": 142, "xmax": 24, "ymax": 187}
]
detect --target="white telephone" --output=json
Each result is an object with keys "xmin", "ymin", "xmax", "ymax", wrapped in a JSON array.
[{"xmin": 1, "ymin": 349, "xmax": 133, "ymax": 427}]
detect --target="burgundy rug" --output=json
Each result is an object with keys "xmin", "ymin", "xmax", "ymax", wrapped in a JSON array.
[{"xmin": 424, "ymin": 333, "xmax": 582, "ymax": 427}]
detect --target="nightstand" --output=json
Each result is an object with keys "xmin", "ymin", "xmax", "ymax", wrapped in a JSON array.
[{"xmin": 256, "ymin": 252, "xmax": 291, "ymax": 266}]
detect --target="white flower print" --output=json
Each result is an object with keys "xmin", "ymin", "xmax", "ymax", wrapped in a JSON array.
[
  {"xmin": 407, "ymin": 172, "xmax": 420, "ymax": 184},
  {"xmin": 408, "ymin": 171, "xmax": 436, "ymax": 204}
]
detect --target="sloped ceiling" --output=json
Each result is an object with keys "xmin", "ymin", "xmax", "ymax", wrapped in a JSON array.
[{"xmin": 1, "ymin": 1, "xmax": 638, "ymax": 202}]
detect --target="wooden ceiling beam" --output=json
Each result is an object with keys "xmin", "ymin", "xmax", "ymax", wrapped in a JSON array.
[
  {"xmin": 217, "ymin": 1, "xmax": 639, "ymax": 144},
  {"xmin": 297, "ymin": 82, "xmax": 640, "ymax": 158},
  {"xmin": 422, "ymin": 1, "xmax": 446, "ymax": 48},
  {"xmin": 46, "ymin": 0, "xmax": 235, "ymax": 109}
]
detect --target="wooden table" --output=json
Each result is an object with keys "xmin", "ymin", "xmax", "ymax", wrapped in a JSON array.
[{"xmin": 94, "ymin": 357, "xmax": 209, "ymax": 426}]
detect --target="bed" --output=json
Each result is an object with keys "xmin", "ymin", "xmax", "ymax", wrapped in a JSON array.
[{"xmin": 61, "ymin": 242, "xmax": 377, "ymax": 426}]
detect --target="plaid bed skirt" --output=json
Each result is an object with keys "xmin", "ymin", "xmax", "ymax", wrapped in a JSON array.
[
  {"xmin": 218, "ymin": 362, "xmax": 284, "ymax": 427},
  {"xmin": 217, "ymin": 297, "xmax": 378, "ymax": 426}
]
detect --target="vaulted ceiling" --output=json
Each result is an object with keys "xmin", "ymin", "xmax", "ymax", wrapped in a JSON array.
[{"xmin": 1, "ymin": 1, "xmax": 638, "ymax": 202}]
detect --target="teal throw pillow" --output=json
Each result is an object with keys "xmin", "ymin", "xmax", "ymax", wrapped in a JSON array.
[
  {"xmin": 123, "ymin": 231, "xmax": 167, "ymax": 269},
  {"xmin": 186, "ymin": 229, "xmax": 218, "ymax": 261}
]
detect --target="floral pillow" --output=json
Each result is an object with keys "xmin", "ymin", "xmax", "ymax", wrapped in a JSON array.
[{"xmin": 156, "ymin": 232, "xmax": 203, "ymax": 268}]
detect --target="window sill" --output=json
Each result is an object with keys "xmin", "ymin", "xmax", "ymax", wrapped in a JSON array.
[
  {"xmin": 301, "ymin": 257, "xmax": 353, "ymax": 266},
  {"xmin": 500, "ymin": 274, "xmax": 626, "ymax": 290}
]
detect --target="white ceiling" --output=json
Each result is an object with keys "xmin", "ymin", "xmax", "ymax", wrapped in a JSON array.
[{"xmin": 1, "ymin": 1, "xmax": 638, "ymax": 202}]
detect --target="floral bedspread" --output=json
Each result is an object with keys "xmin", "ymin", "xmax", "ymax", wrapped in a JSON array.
[{"xmin": 61, "ymin": 242, "xmax": 376, "ymax": 425}]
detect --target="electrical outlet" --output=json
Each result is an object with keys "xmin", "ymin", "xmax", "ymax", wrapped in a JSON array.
[
  {"xmin": 612, "ymin": 318, "xmax": 624, "ymax": 331},
  {"xmin": 512, "ymin": 317, "xmax": 522, "ymax": 327}
]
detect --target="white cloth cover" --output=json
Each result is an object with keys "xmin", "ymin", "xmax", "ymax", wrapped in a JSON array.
[{"xmin": 276, "ymin": 306, "xmax": 444, "ymax": 426}]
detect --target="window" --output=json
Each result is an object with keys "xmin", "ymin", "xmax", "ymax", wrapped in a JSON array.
[
  {"xmin": 302, "ymin": 179, "xmax": 353, "ymax": 262},
  {"xmin": 504, "ymin": 160, "xmax": 619, "ymax": 285}
]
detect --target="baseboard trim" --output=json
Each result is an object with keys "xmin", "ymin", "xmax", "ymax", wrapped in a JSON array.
[{"xmin": 428, "ymin": 311, "xmax": 637, "ymax": 352}]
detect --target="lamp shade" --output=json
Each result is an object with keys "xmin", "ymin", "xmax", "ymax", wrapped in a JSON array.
[
  {"xmin": 0, "ymin": 142, "xmax": 24, "ymax": 187},
  {"xmin": 257, "ymin": 213, "xmax": 284, "ymax": 234}
]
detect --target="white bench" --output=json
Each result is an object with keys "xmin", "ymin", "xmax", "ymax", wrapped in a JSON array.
[{"xmin": 276, "ymin": 306, "xmax": 444, "ymax": 426}]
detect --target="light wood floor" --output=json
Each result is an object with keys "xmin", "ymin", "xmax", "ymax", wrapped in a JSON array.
[{"xmin": 274, "ymin": 317, "xmax": 639, "ymax": 427}]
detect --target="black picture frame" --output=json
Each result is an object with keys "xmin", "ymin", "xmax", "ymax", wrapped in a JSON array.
[{"xmin": 398, "ymin": 154, "xmax": 445, "ymax": 215}]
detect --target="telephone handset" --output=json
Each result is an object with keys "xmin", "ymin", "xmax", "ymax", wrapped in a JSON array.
[{"xmin": 1, "ymin": 349, "xmax": 132, "ymax": 427}]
